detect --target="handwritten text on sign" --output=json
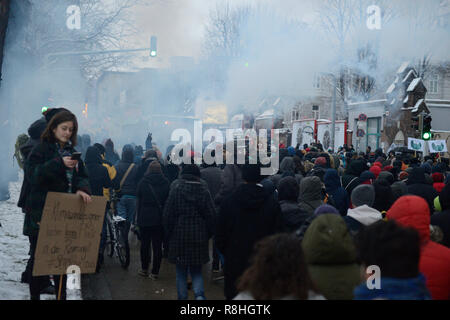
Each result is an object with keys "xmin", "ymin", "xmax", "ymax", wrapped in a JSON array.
[{"xmin": 33, "ymin": 192, "xmax": 107, "ymax": 276}]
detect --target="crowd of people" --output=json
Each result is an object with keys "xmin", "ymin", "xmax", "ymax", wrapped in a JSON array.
[{"xmin": 13, "ymin": 108, "xmax": 450, "ymax": 300}]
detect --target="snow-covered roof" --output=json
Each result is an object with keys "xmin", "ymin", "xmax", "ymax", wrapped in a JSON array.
[
  {"xmin": 402, "ymin": 69, "xmax": 417, "ymax": 83},
  {"xmin": 403, "ymin": 95, "xmax": 409, "ymax": 104},
  {"xmin": 407, "ymin": 78, "xmax": 422, "ymax": 92},
  {"xmin": 397, "ymin": 61, "xmax": 410, "ymax": 74},
  {"xmin": 412, "ymin": 98, "xmax": 424, "ymax": 113},
  {"xmin": 386, "ymin": 83, "xmax": 396, "ymax": 94},
  {"xmin": 257, "ymin": 109, "xmax": 275, "ymax": 118}
]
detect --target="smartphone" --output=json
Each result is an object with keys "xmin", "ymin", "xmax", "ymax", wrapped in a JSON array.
[{"xmin": 71, "ymin": 152, "xmax": 82, "ymax": 160}]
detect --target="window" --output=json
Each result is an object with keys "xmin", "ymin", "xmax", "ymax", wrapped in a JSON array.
[
  {"xmin": 312, "ymin": 105, "xmax": 319, "ymax": 119},
  {"xmin": 429, "ymin": 74, "xmax": 438, "ymax": 94},
  {"xmin": 313, "ymin": 74, "xmax": 321, "ymax": 89}
]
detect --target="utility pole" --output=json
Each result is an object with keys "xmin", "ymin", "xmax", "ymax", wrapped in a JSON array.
[{"xmin": 331, "ymin": 74, "xmax": 337, "ymax": 152}]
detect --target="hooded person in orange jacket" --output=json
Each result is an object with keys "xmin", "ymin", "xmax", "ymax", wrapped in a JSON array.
[{"xmin": 386, "ymin": 196, "xmax": 450, "ymax": 300}]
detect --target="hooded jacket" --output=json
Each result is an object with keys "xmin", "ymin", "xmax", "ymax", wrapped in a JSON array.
[
  {"xmin": 324, "ymin": 169, "xmax": 349, "ymax": 216},
  {"xmin": 407, "ymin": 167, "xmax": 438, "ymax": 213},
  {"xmin": 216, "ymin": 183, "xmax": 281, "ymax": 300},
  {"xmin": 344, "ymin": 205, "xmax": 382, "ymax": 236},
  {"xmin": 113, "ymin": 145, "xmax": 139, "ymax": 196},
  {"xmin": 387, "ymin": 196, "xmax": 450, "ymax": 300},
  {"xmin": 298, "ymin": 176, "xmax": 324, "ymax": 215},
  {"xmin": 85, "ymin": 146, "xmax": 112, "ymax": 196},
  {"xmin": 302, "ymin": 214, "xmax": 361, "ymax": 299},
  {"xmin": 163, "ymin": 174, "xmax": 215, "ymax": 266},
  {"xmin": 269, "ymin": 157, "xmax": 303, "ymax": 188},
  {"xmin": 279, "ymin": 200, "xmax": 310, "ymax": 233}
]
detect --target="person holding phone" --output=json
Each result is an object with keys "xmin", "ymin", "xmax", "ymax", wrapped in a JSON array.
[{"xmin": 24, "ymin": 110, "xmax": 92, "ymax": 300}]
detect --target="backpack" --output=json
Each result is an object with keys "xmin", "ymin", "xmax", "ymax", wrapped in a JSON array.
[{"xmin": 14, "ymin": 133, "xmax": 29, "ymax": 169}]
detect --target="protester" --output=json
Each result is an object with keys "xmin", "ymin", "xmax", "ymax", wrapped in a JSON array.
[
  {"xmin": 386, "ymin": 196, "xmax": 450, "ymax": 299},
  {"xmin": 324, "ymin": 169, "xmax": 349, "ymax": 216},
  {"xmin": 432, "ymin": 172, "xmax": 446, "ymax": 194},
  {"xmin": 104, "ymin": 138, "xmax": 120, "ymax": 165},
  {"xmin": 85, "ymin": 146, "xmax": 112, "ymax": 271},
  {"xmin": 278, "ymin": 176, "xmax": 310, "ymax": 233},
  {"xmin": 302, "ymin": 214, "xmax": 361, "ymax": 299},
  {"xmin": 298, "ymin": 176, "xmax": 324, "ymax": 215},
  {"xmin": 234, "ymin": 233, "xmax": 324, "ymax": 300},
  {"xmin": 136, "ymin": 161, "xmax": 170, "ymax": 279},
  {"xmin": 344, "ymin": 185, "xmax": 382, "ymax": 236},
  {"xmin": 24, "ymin": 111, "xmax": 91, "ymax": 300},
  {"xmin": 372, "ymin": 179, "xmax": 395, "ymax": 212},
  {"xmin": 354, "ymin": 220, "xmax": 431, "ymax": 300},
  {"xmin": 216, "ymin": 164, "xmax": 281, "ymax": 300},
  {"xmin": 112, "ymin": 144, "xmax": 140, "ymax": 264},
  {"xmin": 406, "ymin": 167, "xmax": 438, "ymax": 213},
  {"xmin": 163, "ymin": 164, "xmax": 215, "ymax": 300}
]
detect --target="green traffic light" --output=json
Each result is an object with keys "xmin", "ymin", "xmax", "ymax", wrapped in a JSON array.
[
  {"xmin": 150, "ymin": 50, "xmax": 157, "ymax": 57},
  {"xmin": 42, "ymin": 106, "xmax": 48, "ymax": 113},
  {"xmin": 422, "ymin": 132, "xmax": 431, "ymax": 140}
]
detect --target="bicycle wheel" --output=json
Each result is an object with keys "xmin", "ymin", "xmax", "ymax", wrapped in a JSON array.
[
  {"xmin": 115, "ymin": 223, "xmax": 130, "ymax": 269},
  {"xmin": 106, "ymin": 218, "xmax": 115, "ymax": 258}
]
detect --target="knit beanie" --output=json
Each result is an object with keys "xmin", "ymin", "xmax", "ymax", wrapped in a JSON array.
[
  {"xmin": 181, "ymin": 164, "xmax": 201, "ymax": 177},
  {"xmin": 314, "ymin": 157, "xmax": 327, "ymax": 167},
  {"xmin": 399, "ymin": 171, "xmax": 409, "ymax": 181},
  {"xmin": 369, "ymin": 165, "xmax": 381, "ymax": 179},
  {"xmin": 314, "ymin": 204, "xmax": 339, "ymax": 216},
  {"xmin": 351, "ymin": 184, "xmax": 375, "ymax": 208},
  {"xmin": 432, "ymin": 172, "xmax": 444, "ymax": 183}
]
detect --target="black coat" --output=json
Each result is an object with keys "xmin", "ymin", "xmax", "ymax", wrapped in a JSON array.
[
  {"xmin": 136, "ymin": 173, "xmax": 170, "ymax": 227},
  {"xmin": 324, "ymin": 169, "xmax": 349, "ymax": 216},
  {"xmin": 407, "ymin": 167, "xmax": 438, "ymax": 213},
  {"xmin": 200, "ymin": 166, "xmax": 223, "ymax": 201},
  {"xmin": 279, "ymin": 200, "xmax": 310, "ymax": 233},
  {"xmin": 163, "ymin": 174, "xmax": 215, "ymax": 266},
  {"xmin": 85, "ymin": 146, "xmax": 112, "ymax": 196},
  {"xmin": 216, "ymin": 183, "xmax": 282, "ymax": 300},
  {"xmin": 113, "ymin": 161, "xmax": 139, "ymax": 197}
]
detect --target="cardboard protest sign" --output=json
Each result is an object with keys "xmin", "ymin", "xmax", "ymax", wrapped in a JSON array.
[
  {"xmin": 408, "ymin": 137, "xmax": 425, "ymax": 153},
  {"xmin": 428, "ymin": 140, "xmax": 448, "ymax": 153},
  {"xmin": 33, "ymin": 192, "xmax": 107, "ymax": 276}
]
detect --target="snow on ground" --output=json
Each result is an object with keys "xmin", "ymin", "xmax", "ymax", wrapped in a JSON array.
[{"xmin": 0, "ymin": 172, "xmax": 81, "ymax": 300}]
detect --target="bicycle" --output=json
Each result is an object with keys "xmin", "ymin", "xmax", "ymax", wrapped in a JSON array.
[{"xmin": 105, "ymin": 192, "xmax": 130, "ymax": 269}]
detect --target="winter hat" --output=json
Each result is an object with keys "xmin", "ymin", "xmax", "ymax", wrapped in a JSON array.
[
  {"xmin": 383, "ymin": 165, "xmax": 394, "ymax": 172},
  {"xmin": 378, "ymin": 171, "xmax": 394, "ymax": 185},
  {"xmin": 432, "ymin": 172, "xmax": 444, "ymax": 183},
  {"xmin": 306, "ymin": 148, "xmax": 311, "ymax": 152},
  {"xmin": 144, "ymin": 149, "xmax": 158, "ymax": 159},
  {"xmin": 360, "ymin": 170, "xmax": 375, "ymax": 182},
  {"xmin": 399, "ymin": 171, "xmax": 409, "ymax": 181},
  {"xmin": 373, "ymin": 161, "xmax": 383, "ymax": 168},
  {"xmin": 105, "ymin": 139, "xmax": 114, "ymax": 150},
  {"xmin": 369, "ymin": 165, "xmax": 382, "ymax": 179},
  {"xmin": 278, "ymin": 176, "xmax": 299, "ymax": 202},
  {"xmin": 181, "ymin": 164, "xmax": 201, "ymax": 177},
  {"xmin": 314, "ymin": 157, "xmax": 327, "ymax": 167},
  {"xmin": 287, "ymin": 146, "xmax": 295, "ymax": 156},
  {"xmin": 314, "ymin": 204, "xmax": 339, "ymax": 216},
  {"xmin": 351, "ymin": 184, "xmax": 375, "ymax": 208},
  {"xmin": 146, "ymin": 160, "xmax": 162, "ymax": 175},
  {"xmin": 43, "ymin": 107, "xmax": 69, "ymax": 123}
]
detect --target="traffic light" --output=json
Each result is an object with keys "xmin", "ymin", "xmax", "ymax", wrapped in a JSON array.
[
  {"xmin": 422, "ymin": 114, "xmax": 432, "ymax": 140},
  {"xmin": 411, "ymin": 114, "xmax": 423, "ymax": 134},
  {"xmin": 150, "ymin": 36, "xmax": 157, "ymax": 57}
]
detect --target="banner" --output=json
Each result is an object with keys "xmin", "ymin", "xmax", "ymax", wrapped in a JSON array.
[
  {"xmin": 407, "ymin": 137, "xmax": 425, "ymax": 152},
  {"xmin": 33, "ymin": 192, "xmax": 107, "ymax": 276},
  {"xmin": 428, "ymin": 140, "xmax": 448, "ymax": 153}
]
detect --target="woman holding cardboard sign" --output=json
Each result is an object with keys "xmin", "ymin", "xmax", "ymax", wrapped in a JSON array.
[{"xmin": 24, "ymin": 110, "xmax": 92, "ymax": 300}]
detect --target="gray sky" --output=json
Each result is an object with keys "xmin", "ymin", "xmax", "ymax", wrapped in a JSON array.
[{"xmin": 130, "ymin": 0, "xmax": 317, "ymax": 67}]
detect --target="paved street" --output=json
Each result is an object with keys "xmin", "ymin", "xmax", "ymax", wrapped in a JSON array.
[{"xmin": 82, "ymin": 234, "xmax": 225, "ymax": 300}]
